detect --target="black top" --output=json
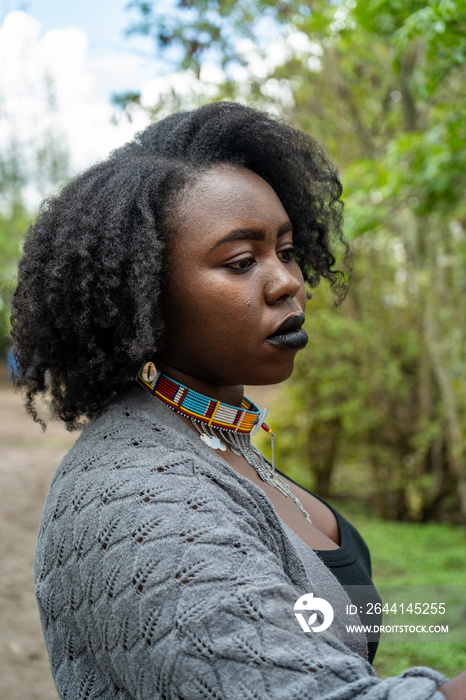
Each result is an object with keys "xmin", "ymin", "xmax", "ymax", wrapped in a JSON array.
[{"xmin": 276, "ymin": 469, "xmax": 382, "ymax": 664}]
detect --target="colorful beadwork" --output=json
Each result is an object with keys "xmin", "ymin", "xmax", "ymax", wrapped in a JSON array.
[
  {"xmin": 135, "ymin": 363, "xmax": 311, "ymax": 522},
  {"xmin": 136, "ymin": 364, "xmax": 271, "ymax": 435}
]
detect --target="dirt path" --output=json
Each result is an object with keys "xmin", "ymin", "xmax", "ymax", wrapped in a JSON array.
[{"xmin": 0, "ymin": 375, "xmax": 78, "ymax": 700}]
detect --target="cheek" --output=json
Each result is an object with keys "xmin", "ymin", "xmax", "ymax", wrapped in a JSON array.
[
  {"xmin": 199, "ymin": 274, "xmax": 255, "ymax": 315},
  {"xmin": 219, "ymin": 289, "xmax": 259, "ymax": 328},
  {"xmin": 162, "ymin": 265, "xmax": 201, "ymax": 316},
  {"xmin": 299, "ymin": 282, "xmax": 307, "ymax": 308},
  {"xmin": 289, "ymin": 265, "xmax": 307, "ymax": 308}
]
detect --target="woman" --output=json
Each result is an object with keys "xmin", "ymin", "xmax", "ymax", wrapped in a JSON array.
[{"xmin": 11, "ymin": 102, "xmax": 463, "ymax": 698}]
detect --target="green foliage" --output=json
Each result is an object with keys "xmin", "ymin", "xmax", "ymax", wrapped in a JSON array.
[
  {"xmin": 0, "ymin": 130, "xmax": 70, "ymax": 357},
  {"xmin": 0, "ymin": 202, "xmax": 29, "ymax": 356}
]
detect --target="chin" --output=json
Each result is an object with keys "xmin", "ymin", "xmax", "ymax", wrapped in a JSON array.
[{"xmin": 247, "ymin": 358, "xmax": 297, "ymax": 387}]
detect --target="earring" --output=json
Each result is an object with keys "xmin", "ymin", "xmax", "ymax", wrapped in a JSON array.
[{"xmin": 141, "ymin": 361, "xmax": 157, "ymax": 385}]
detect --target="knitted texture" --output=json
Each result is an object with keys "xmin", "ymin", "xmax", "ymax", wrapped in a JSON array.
[{"xmin": 35, "ymin": 386, "xmax": 448, "ymax": 699}]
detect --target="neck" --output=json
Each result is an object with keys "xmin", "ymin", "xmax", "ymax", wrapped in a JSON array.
[{"xmin": 153, "ymin": 359, "xmax": 245, "ymax": 407}]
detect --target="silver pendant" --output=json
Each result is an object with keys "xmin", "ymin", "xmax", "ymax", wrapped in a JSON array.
[
  {"xmin": 200, "ymin": 434, "xmax": 226, "ymax": 451},
  {"xmin": 229, "ymin": 444, "xmax": 242, "ymax": 456},
  {"xmin": 210, "ymin": 435, "xmax": 221, "ymax": 450}
]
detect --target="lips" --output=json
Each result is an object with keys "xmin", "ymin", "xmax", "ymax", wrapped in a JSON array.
[{"xmin": 267, "ymin": 312, "xmax": 308, "ymax": 350}]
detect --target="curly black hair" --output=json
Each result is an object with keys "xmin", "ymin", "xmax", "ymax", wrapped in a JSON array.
[{"xmin": 11, "ymin": 101, "xmax": 348, "ymax": 428}]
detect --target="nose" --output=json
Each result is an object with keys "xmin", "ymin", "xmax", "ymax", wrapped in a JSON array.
[{"xmin": 264, "ymin": 258, "xmax": 303, "ymax": 305}]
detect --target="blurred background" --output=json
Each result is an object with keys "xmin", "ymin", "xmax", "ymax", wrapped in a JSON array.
[{"xmin": 0, "ymin": 1, "xmax": 465, "ymax": 697}]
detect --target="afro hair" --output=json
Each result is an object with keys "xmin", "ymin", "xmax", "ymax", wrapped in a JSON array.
[{"xmin": 10, "ymin": 101, "xmax": 348, "ymax": 428}]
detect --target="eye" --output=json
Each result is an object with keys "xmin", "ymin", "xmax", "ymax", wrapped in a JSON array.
[
  {"xmin": 277, "ymin": 246, "xmax": 296, "ymax": 262},
  {"xmin": 226, "ymin": 256, "xmax": 256, "ymax": 272}
]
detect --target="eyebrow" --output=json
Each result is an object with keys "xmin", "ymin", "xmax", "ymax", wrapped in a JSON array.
[{"xmin": 209, "ymin": 220, "xmax": 293, "ymax": 252}]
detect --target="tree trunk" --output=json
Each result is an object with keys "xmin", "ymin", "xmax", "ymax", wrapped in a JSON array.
[{"xmin": 424, "ymin": 295, "xmax": 466, "ymax": 524}]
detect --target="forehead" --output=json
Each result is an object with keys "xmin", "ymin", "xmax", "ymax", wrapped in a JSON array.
[{"xmin": 171, "ymin": 165, "xmax": 289, "ymax": 243}]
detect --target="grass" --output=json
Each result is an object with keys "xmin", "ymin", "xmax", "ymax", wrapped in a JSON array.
[{"xmin": 340, "ymin": 510, "xmax": 466, "ymax": 679}]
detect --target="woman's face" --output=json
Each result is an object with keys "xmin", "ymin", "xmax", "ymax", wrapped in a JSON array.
[{"xmin": 156, "ymin": 165, "xmax": 308, "ymax": 393}]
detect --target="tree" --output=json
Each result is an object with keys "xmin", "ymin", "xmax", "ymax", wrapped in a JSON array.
[
  {"xmin": 0, "ymin": 201, "xmax": 28, "ymax": 358},
  {"xmin": 0, "ymin": 102, "xmax": 70, "ymax": 357}
]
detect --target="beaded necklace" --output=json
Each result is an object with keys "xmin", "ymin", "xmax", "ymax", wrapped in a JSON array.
[{"xmin": 136, "ymin": 362, "xmax": 312, "ymax": 522}]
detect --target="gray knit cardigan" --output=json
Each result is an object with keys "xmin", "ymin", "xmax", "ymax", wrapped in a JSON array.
[{"xmin": 34, "ymin": 385, "xmax": 447, "ymax": 699}]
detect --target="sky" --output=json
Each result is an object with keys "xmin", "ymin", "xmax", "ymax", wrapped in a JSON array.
[
  {"xmin": 0, "ymin": 0, "xmax": 172, "ymax": 205},
  {"xmin": 0, "ymin": 1, "xmax": 311, "ymax": 208},
  {"xmin": 16, "ymin": 0, "xmax": 161, "ymax": 97}
]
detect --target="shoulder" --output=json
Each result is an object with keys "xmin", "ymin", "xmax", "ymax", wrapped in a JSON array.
[
  {"xmin": 36, "ymin": 385, "xmax": 286, "ymax": 575},
  {"xmin": 48, "ymin": 383, "xmax": 205, "ymax": 493}
]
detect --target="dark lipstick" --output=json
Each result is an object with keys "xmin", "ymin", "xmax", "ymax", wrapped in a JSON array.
[{"xmin": 267, "ymin": 313, "xmax": 308, "ymax": 350}]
